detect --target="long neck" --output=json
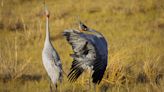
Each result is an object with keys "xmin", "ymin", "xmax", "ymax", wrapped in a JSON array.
[
  {"xmin": 46, "ymin": 17, "xmax": 50, "ymax": 39},
  {"xmin": 45, "ymin": 17, "xmax": 50, "ymax": 45}
]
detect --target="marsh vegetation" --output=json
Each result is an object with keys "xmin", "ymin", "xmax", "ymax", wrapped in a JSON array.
[{"xmin": 0, "ymin": 0, "xmax": 164, "ymax": 92}]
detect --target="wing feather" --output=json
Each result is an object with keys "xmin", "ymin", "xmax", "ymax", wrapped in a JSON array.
[{"xmin": 63, "ymin": 29, "xmax": 108, "ymax": 84}]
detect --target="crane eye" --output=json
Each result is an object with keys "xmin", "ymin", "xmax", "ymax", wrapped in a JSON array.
[{"xmin": 82, "ymin": 25, "xmax": 87, "ymax": 31}]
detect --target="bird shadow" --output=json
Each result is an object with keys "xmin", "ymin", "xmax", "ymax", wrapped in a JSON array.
[{"xmin": 0, "ymin": 74, "xmax": 42, "ymax": 83}]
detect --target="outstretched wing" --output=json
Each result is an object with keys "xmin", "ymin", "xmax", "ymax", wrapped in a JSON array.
[
  {"xmin": 80, "ymin": 33, "xmax": 108, "ymax": 84},
  {"xmin": 63, "ymin": 29, "xmax": 108, "ymax": 84},
  {"xmin": 63, "ymin": 30, "xmax": 96, "ymax": 82},
  {"xmin": 63, "ymin": 30, "xmax": 87, "ymax": 55},
  {"xmin": 78, "ymin": 21, "xmax": 108, "ymax": 84}
]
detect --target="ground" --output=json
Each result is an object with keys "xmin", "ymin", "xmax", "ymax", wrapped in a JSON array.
[{"xmin": 0, "ymin": 0, "xmax": 164, "ymax": 92}]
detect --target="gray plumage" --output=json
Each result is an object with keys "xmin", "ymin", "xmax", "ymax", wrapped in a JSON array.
[
  {"xmin": 63, "ymin": 21, "xmax": 108, "ymax": 84},
  {"xmin": 42, "ymin": 7, "xmax": 62, "ymax": 86}
]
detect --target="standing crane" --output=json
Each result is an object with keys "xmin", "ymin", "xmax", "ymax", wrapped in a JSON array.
[
  {"xmin": 63, "ymin": 21, "xmax": 108, "ymax": 91},
  {"xmin": 42, "ymin": 5, "xmax": 63, "ymax": 92}
]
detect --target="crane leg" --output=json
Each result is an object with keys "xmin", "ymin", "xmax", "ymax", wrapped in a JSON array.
[
  {"xmin": 55, "ymin": 84, "xmax": 58, "ymax": 92},
  {"xmin": 94, "ymin": 84, "xmax": 97, "ymax": 92},
  {"xmin": 59, "ymin": 83, "xmax": 61, "ymax": 92},
  {"xmin": 48, "ymin": 78, "xmax": 53, "ymax": 92},
  {"xmin": 49, "ymin": 82, "xmax": 53, "ymax": 92},
  {"xmin": 88, "ymin": 70, "xmax": 92, "ymax": 91}
]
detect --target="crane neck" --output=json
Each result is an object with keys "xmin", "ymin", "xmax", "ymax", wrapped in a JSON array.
[
  {"xmin": 45, "ymin": 17, "xmax": 50, "ymax": 42},
  {"xmin": 44, "ymin": 16, "xmax": 52, "ymax": 48}
]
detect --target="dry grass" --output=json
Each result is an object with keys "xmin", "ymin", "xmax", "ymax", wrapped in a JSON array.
[{"xmin": 0, "ymin": 0, "xmax": 164, "ymax": 92}]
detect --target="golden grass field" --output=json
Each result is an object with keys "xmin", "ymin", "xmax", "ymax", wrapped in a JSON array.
[{"xmin": 0, "ymin": 0, "xmax": 164, "ymax": 92}]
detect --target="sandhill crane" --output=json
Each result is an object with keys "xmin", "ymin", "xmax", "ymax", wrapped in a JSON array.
[
  {"xmin": 42, "ymin": 6, "xmax": 62, "ymax": 92},
  {"xmin": 63, "ymin": 21, "xmax": 108, "ymax": 90}
]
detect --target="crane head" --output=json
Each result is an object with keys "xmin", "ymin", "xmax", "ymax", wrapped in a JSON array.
[
  {"xmin": 76, "ymin": 16, "xmax": 88, "ymax": 32},
  {"xmin": 43, "ymin": 1, "xmax": 50, "ymax": 18},
  {"xmin": 78, "ymin": 21, "xmax": 88, "ymax": 32},
  {"xmin": 44, "ymin": 7, "xmax": 50, "ymax": 18}
]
